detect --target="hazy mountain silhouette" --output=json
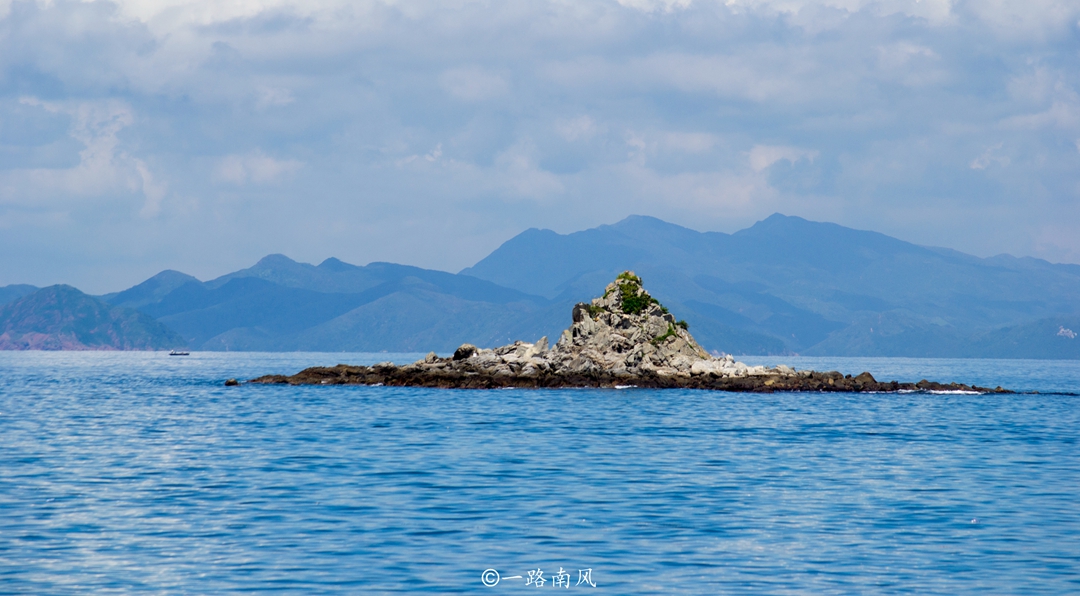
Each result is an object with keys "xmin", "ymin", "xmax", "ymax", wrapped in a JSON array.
[
  {"xmin": 0, "ymin": 285, "xmax": 185, "ymax": 350},
  {"xmin": 102, "ymin": 256, "xmax": 558, "ymax": 352},
  {"xmin": 102, "ymin": 270, "xmax": 201, "ymax": 309},
  {"xmin": 0, "ymin": 284, "xmax": 38, "ymax": 306},
  {"xmin": 8, "ymin": 214, "xmax": 1077, "ymax": 356},
  {"xmin": 461, "ymin": 214, "xmax": 1080, "ymax": 357}
]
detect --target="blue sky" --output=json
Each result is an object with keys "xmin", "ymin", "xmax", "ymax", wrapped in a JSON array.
[{"xmin": 1, "ymin": 0, "xmax": 1078, "ymax": 293}]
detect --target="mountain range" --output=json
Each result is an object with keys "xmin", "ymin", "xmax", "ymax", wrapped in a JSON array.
[{"xmin": 2, "ymin": 214, "xmax": 1078, "ymax": 357}]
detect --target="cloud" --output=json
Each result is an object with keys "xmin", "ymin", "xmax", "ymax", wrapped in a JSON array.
[
  {"xmin": 1, "ymin": 97, "xmax": 167, "ymax": 212},
  {"xmin": 722, "ymin": 0, "xmax": 956, "ymax": 27},
  {"xmin": 394, "ymin": 144, "xmax": 444, "ymax": 167},
  {"xmin": 1, "ymin": 0, "xmax": 1080, "ymax": 292},
  {"xmin": 616, "ymin": 0, "xmax": 693, "ymax": 12},
  {"xmin": 969, "ymin": 143, "xmax": 1009, "ymax": 170},
  {"xmin": 217, "ymin": 151, "xmax": 303, "ymax": 185},
  {"xmin": 634, "ymin": 53, "xmax": 811, "ymax": 102},
  {"xmin": 491, "ymin": 140, "xmax": 565, "ymax": 199},
  {"xmin": 134, "ymin": 159, "xmax": 167, "ymax": 216},
  {"xmin": 556, "ymin": 116, "xmax": 597, "ymax": 142},
  {"xmin": 256, "ymin": 87, "xmax": 295, "ymax": 108},
  {"xmin": 748, "ymin": 145, "xmax": 819, "ymax": 172}
]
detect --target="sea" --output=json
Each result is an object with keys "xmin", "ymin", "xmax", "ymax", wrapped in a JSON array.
[{"xmin": 1, "ymin": 351, "xmax": 1077, "ymax": 594}]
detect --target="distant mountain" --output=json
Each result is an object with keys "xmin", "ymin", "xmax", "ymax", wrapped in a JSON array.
[
  {"xmin": 102, "ymin": 270, "xmax": 201, "ymax": 309},
  {"xmin": 462, "ymin": 214, "xmax": 1080, "ymax": 358},
  {"xmin": 62, "ymin": 213, "xmax": 1078, "ymax": 357},
  {"xmin": 103, "ymin": 257, "xmax": 559, "ymax": 352},
  {"xmin": 0, "ymin": 284, "xmax": 37, "ymax": 306},
  {"xmin": 0, "ymin": 285, "xmax": 186, "ymax": 350}
]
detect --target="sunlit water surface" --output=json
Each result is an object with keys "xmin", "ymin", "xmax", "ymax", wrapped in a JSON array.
[{"xmin": 1, "ymin": 352, "xmax": 1078, "ymax": 594}]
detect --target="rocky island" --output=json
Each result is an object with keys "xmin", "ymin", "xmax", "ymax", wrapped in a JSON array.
[{"xmin": 250, "ymin": 272, "xmax": 1008, "ymax": 393}]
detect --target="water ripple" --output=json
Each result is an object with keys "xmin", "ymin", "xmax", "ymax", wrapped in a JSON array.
[{"xmin": 1, "ymin": 352, "xmax": 1078, "ymax": 594}]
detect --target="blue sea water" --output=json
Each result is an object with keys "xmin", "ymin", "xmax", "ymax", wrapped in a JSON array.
[{"xmin": 1, "ymin": 352, "xmax": 1078, "ymax": 594}]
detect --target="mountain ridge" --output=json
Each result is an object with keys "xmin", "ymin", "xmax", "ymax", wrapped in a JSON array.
[
  {"xmin": 461, "ymin": 214, "xmax": 1080, "ymax": 357},
  {"xmin": 100, "ymin": 256, "xmax": 556, "ymax": 352},
  {"xmin": 3, "ymin": 214, "xmax": 1078, "ymax": 357}
]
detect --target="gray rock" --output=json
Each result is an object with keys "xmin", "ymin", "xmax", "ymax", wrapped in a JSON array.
[
  {"xmin": 353, "ymin": 272, "xmax": 754, "ymax": 383},
  {"xmin": 453, "ymin": 344, "xmax": 478, "ymax": 360}
]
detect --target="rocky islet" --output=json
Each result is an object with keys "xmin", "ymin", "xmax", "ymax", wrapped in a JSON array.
[{"xmin": 250, "ymin": 272, "xmax": 1008, "ymax": 393}]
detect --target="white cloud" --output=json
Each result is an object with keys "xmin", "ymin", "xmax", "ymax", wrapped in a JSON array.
[
  {"xmin": 964, "ymin": 0, "xmax": 1080, "ymax": 40},
  {"xmin": 616, "ymin": 161, "xmax": 776, "ymax": 213},
  {"xmin": 394, "ymin": 144, "xmax": 444, "ymax": 167},
  {"xmin": 1007, "ymin": 67, "xmax": 1059, "ymax": 106},
  {"xmin": 492, "ymin": 140, "xmax": 564, "ymax": 199},
  {"xmin": 616, "ymin": 0, "xmax": 693, "ymax": 12},
  {"xmin": 256, "ymin": 87, "xmax": 295, "ymax": 108},
  {"xmin": 636, "ymin": 53, "xmax": 807, "ymax": 102},
  {"xmin": 1002, "ymin": 101, "xmax": 1080, "ymax": 132},
  {"xmin": 723, "ymin": 0, "xmax": 955, "ymax": 26},
  {"xmin": 135, "ymin": 159, "xmax": 167, "ymax": 217},
  {"xmin": 217, "ymin": 151, "xmax": 303, "ymax": 185},
  {"xmin": 624, "ymin": 132, "xmax": 648, "ymax": 164},
  {"xmin": 876, "ymin": 41, "xmax": 937, "ymax": 68},
  {"xmin": 748, "ymin": 145, "xmax": 819, "ymax": 172},
  {"xmin": 108, "ymin": 0, "xmax": 367, "ymax": 28},
  {"xmin": 1, "ymin": 97, "xmax": 166, "ymax": 212},
  {"xmin": 556, "ymin": 116, "xmax": 597, "ymax": 142},
  {"xmin": 616, "ymin": 129, "xmax": 717, "ymax": 160},
  {"xmin": 970, "ymin": 143, "xmax": 1009, "ymax": 170}
]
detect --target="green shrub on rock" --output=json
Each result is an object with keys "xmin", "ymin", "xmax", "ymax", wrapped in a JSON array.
[{"xmin": 615, "ymin": 273, "xmax": 659, "ymax": 315}]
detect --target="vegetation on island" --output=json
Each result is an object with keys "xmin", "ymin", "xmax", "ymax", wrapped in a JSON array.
[
  {"xmin": 614, "ymin": 271, "xmax": 661, "ymax": 315},
  {"xmin": 603, "ymin": 272, "xmax": 691, "ymax": 344}
]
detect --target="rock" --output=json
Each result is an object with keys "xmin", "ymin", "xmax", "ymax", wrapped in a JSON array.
[
  {"xmin": 250, "ymin": 271, "xmax": 1011, "ymax": 394},
  {"xmin": 453, "ymin": 344, "xmax": 478, "ymax": 360},
  {"xmin": 523, "ymin": 336, "xmax": 548, "ymax": 359},
  {"xmin": 224, "ymin": 378, "xmax": 240, "ymax": 386},
  {"xmin": 572, "ymin": 303, "xmax": 591, "ymax": 323}
]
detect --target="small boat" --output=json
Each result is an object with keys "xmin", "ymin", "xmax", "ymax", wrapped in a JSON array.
[{"xmin": 169, "ymin": 350, "xmax": 191, "ymax": 356}]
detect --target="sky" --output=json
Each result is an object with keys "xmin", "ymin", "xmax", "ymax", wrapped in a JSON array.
[{"xmin": 1, "ymin": 0, "xmax": 1078, "ymax": 294}]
